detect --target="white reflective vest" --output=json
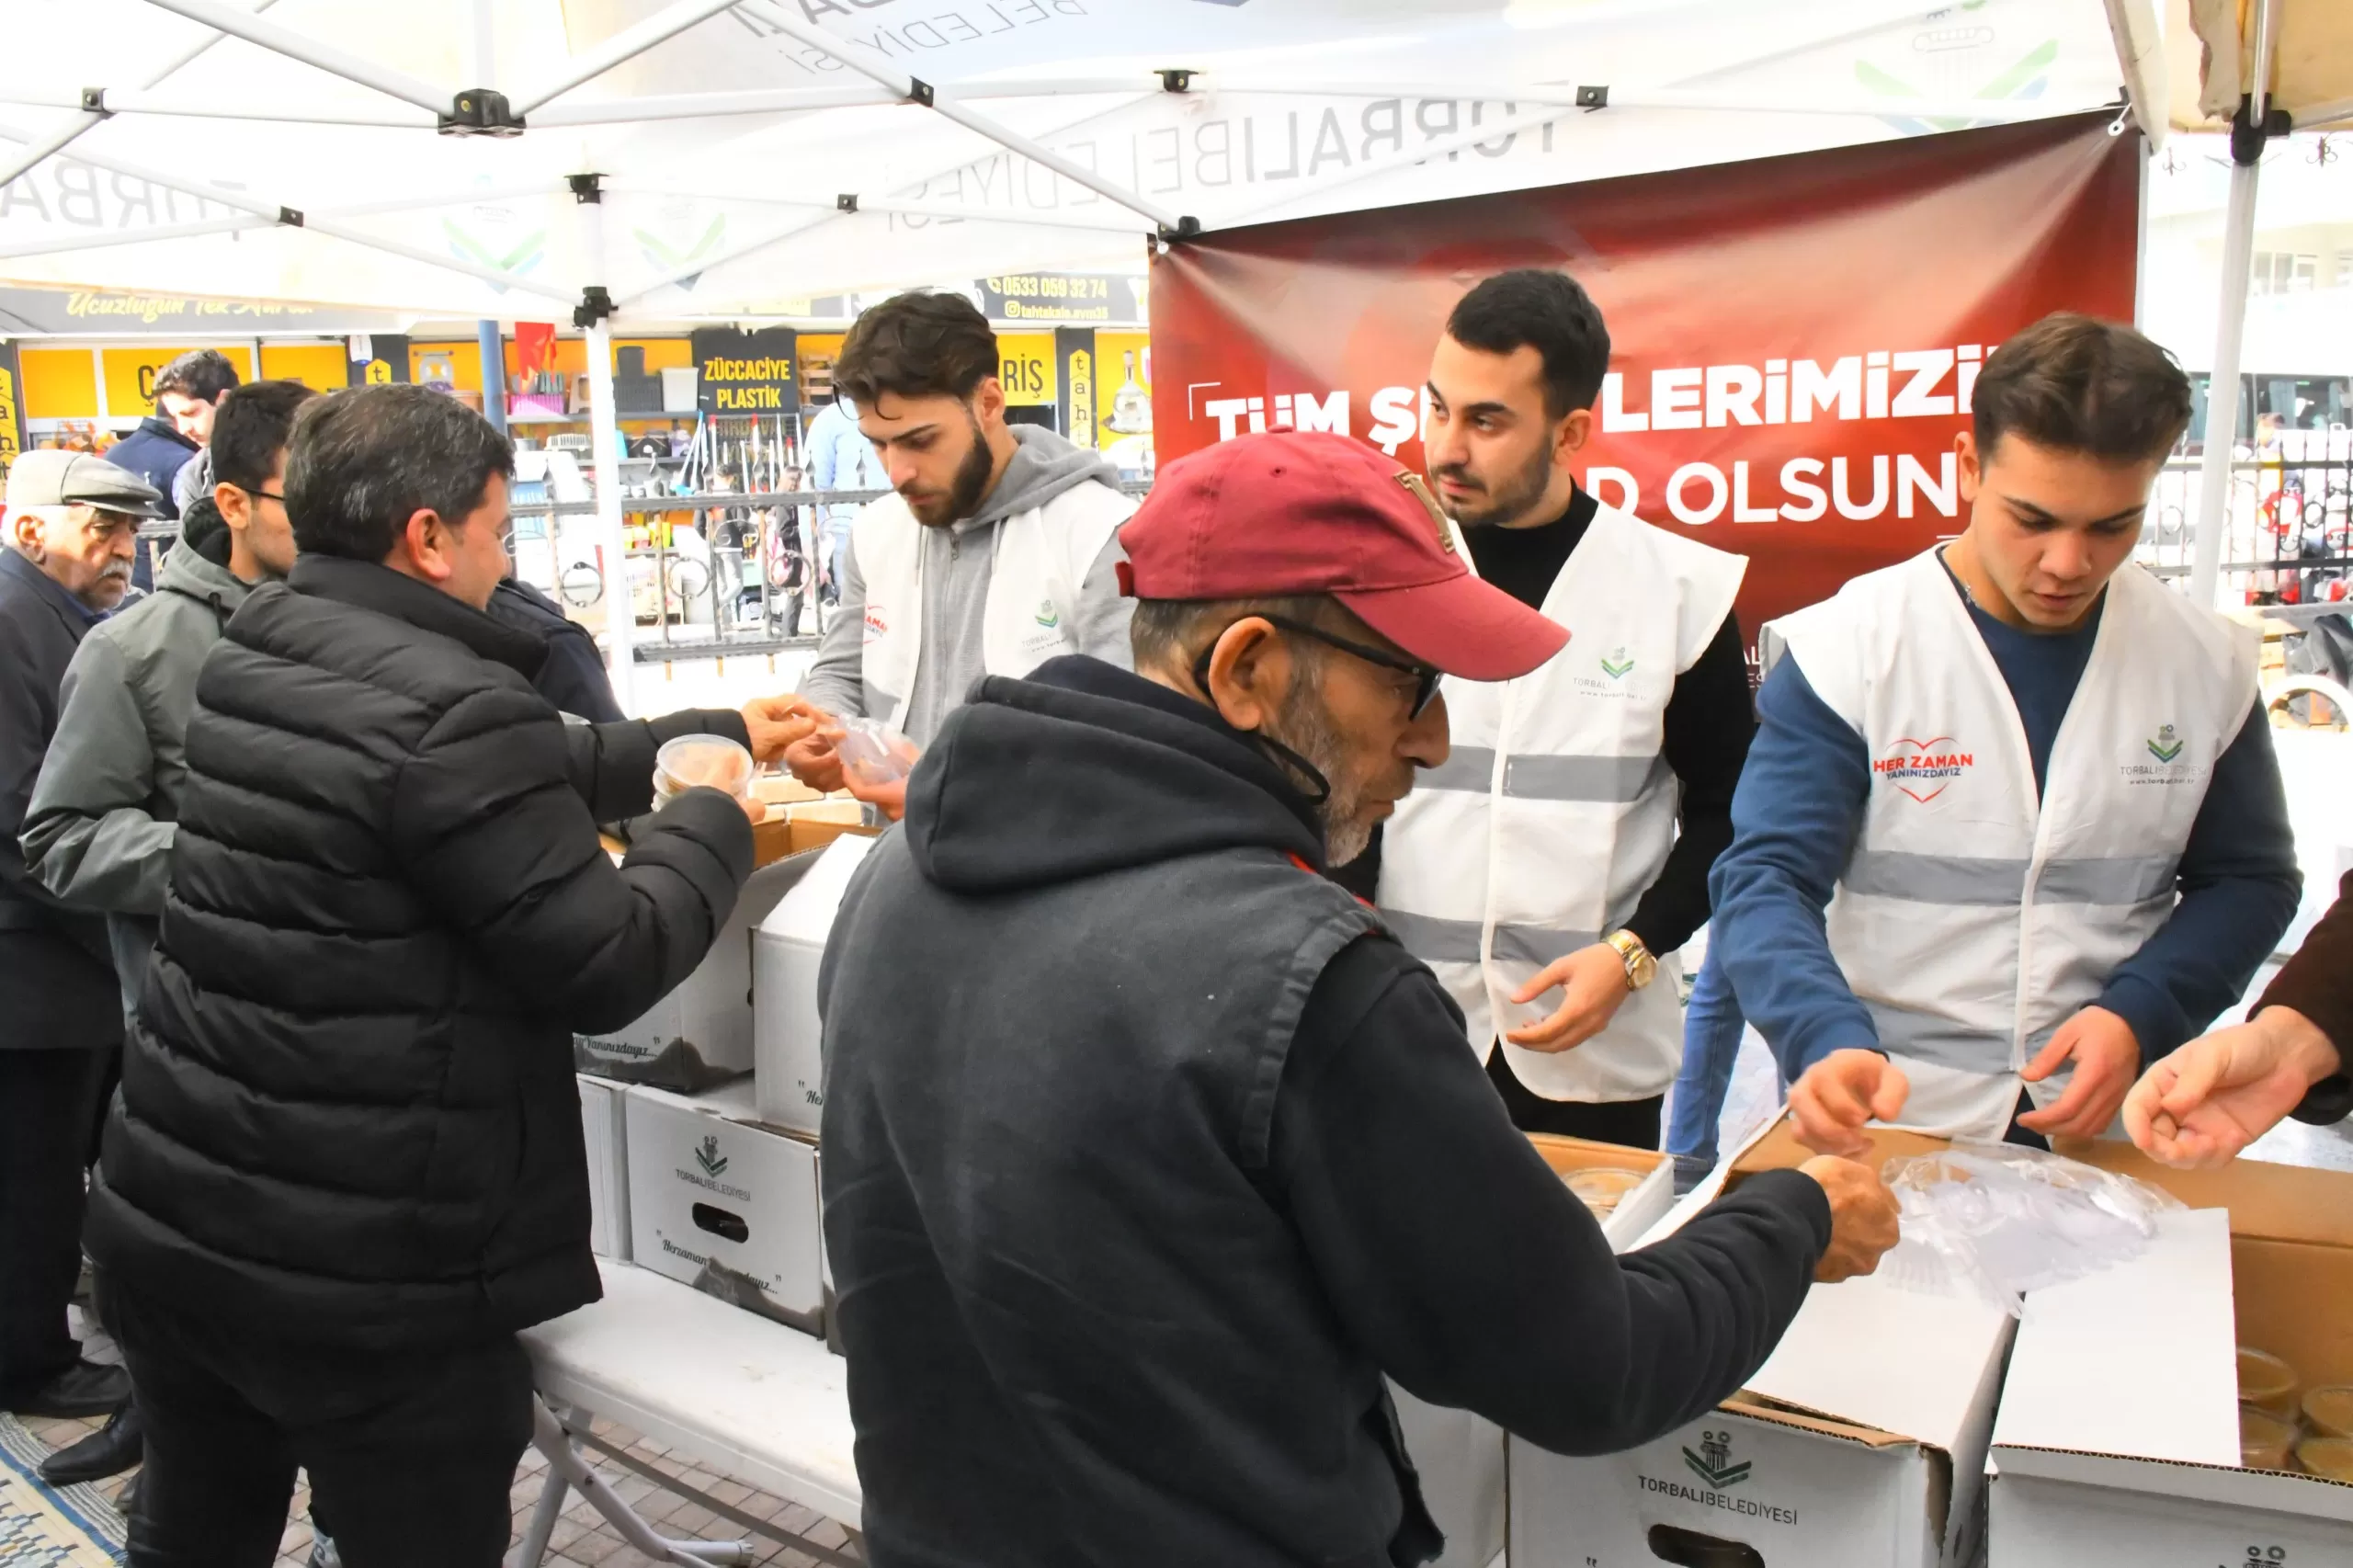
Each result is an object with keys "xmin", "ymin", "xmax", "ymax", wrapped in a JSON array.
[
  {"xmin": 852, "ymin": 484, "xmax": 1132, "ymax": 733},
  {"xmin": 1776, "ymin": 548, "xmax": 2258, "ymax": 1140},
  {"xmin": 1378, "ymin": 500, "xmax": 1747, "ymax": 1103}
]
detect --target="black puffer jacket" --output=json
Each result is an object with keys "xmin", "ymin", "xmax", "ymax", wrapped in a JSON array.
[{"xmin": 88, "ymin": 554, "xmax": 755, "ymax": 1351}]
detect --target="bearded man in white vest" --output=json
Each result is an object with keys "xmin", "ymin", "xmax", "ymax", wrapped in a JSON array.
[
  {"xmin": 1353, "ymin": 269, "xmax": 1756, "ymax": 1151},
  {"xmin": 1711, "ymin": 313, "xmax": 2303, "ymax": 1154},
  {"xmin": 791, "ymin": 290, "xmax": 1137, "ymax": 812}
]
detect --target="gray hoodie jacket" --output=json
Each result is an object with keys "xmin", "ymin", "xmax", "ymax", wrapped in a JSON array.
[
  {"xmin": 799, "ymin": 425, "xmax": 1135, "ymax": 748},
  {"xmin": 23, "ymin": 513, "xmax": 267, "ymax": 1009}
]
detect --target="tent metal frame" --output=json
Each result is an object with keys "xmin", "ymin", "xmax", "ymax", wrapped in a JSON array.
[
  {"xmin": 0, "ymin": 0, "xmax": 2174, "ymax": 694},
  {"xmin": 2188, "ymin": 0, "xmax": 2287, "ymax": 608}
]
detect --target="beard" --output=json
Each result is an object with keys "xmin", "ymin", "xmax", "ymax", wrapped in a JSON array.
[
  {"xmin": 1428, "ymin": 439, "xmax": 1554, "ymax": 528},
  {"xmin": 904, "ymin": 412, "xmax": 998, "ymax": 528},
  {"xmin": 1261, "ymin": 669, "xmax": 1379, "ymax": 867}
]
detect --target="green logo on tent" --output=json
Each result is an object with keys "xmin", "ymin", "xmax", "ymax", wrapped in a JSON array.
[
  {"xmin": 635, "ymin": 215, "xmax": 728, "ymax": 290},
  {"xmin": 2146, "ymin": 724, "xmax": 2184, "ymax": 764},
  {"xmin": 1682, "ymin": 1429, "xmax": 1751, "ymax": 1490},
  {"xmin": 442, "ymin": 220, "xmax": 546, "ymax": 289},
  {"xmin": 695, "ymin": 1134, "xmax": 728, "ymax": 1179},
  {"xmin": 1600, "ymin": 647, "xmax": 1634, "ymax": 680}
]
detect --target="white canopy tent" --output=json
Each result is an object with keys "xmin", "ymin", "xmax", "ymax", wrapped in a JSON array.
[{"xmin": 0, "ymin": 0, "xmax": 2184, "ymax": 703}]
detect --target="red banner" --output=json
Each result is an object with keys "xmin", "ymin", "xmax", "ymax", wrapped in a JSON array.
[{"xmin": 1149, "ymin": 112, "xmax": 2142, "ymax": 640}]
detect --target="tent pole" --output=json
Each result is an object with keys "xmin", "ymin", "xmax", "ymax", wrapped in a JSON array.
[
  {"xmin": 585, "ymin": 314, "xmax": 632, "ymax": 712},
  {"xmin": 743, "ymin": 4, "xmax": 1185, "ymax": 232},
  {"xmin": 479, "ymin": 321, "xmax": 507, "ymax": 437},
  {"xmin": 0, "ymin": 214, "xmax": 272, "ymax": 260},
  {"xmin": 0, "ymin": 91, "xmax": 432, "ymax": 128},
  {"xmin": 512, "ymin": 0, "xmax": 748, "ymax": 118},
  {"xmin": 1233, "ymin": 100, "xmax": 1583, "ymax": 226},
  {"xmin": 2187, "ymin": 0, "xmax": 2283, "ymax": 609},
  {"xmin": 577, "ymin": 189, "xmax": 633, "ymax": 715},
  {"xmin": 133, "ymin": 0, "xmax": 450, "ymax": 116},
  {"xmin": 0, "ymin": 0, "xmax": 284, "ymax": 190},
  {"xmin": 530, "ymin": 85, "xmax": 897, "ymax": 126},
  {"xmin": 0, "ymin": 121, "xmax": 579, "ymax": 306},
  {"xmin": 471, "ymin": 0, "xmax": 495, "ymax": 87},
  {"xmin": 0, "ymin": 126, "xmax": 579, "ymax": 307}
]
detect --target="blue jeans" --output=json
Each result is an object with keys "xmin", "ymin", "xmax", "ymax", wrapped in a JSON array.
[{"xmin": 1665, "ymin": 948, "xmax": 1749, "ymax": 1165}]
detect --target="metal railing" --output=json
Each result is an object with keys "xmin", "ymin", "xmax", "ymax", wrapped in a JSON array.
[
  {"xmin": 510, "ymin": 481, "xmax": 1154, "ymax": 664},
  {"xmin": 2140, "ymin": 449, "xmax": 2353, "ymax": 609}
]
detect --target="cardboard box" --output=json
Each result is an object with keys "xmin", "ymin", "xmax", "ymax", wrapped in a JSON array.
[
  {"xmin": 1987, "ymin": 1147, "xmax": 2353, "ymax": 1563},
  {"xmin": 1511, "ymin": 1121, "xmax": 2016, "ymax": 1568},
  {"xmin": 753, "ymin": 835, "xmax": 877, "ymax": 1136},
  {"xmin": 574, "ymin": 852, "xmax": 810, "ymax": 1086},
  {"xmin": 1398, "ymin": 1135, "xmax": 1678, "ymax": 1568},
  {"xmin": 749, "ymin": 803, "xmax": 875, "ymax": 869},
  {"xmin": 623, "ymin": 1078, "xmax": 824, "ymax": 1335},
  {"xmin": 578, "ymin": 1074, "xmax": 631, "ymax": 1261},
  {"xmin": 1527, "ymin": 1133, "xmax": 1676, "ymax": 1253}
]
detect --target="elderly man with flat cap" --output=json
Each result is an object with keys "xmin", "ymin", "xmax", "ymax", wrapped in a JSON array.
[
  {"xmin": 0, "ymin": 450, "xmax": 160, "ymax": 1423},
  {"xmin": 817, "ymin": 430, "xmax": 1903, "ymax": 1568}
]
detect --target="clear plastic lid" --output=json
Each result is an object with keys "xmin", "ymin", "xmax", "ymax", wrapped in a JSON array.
[
  {"xmin": 1564, "ymin": 1167, "xmax": 1649, "ymax": 1215},
  {"xmin": 2240, "ymin": 1346, "xmax": 2301, "ymax": 1418},
  {"xmin": 653, "ymin": 733, "xmax": 755, "ymax": 803},
  {"xmin": 2241, "ymin": 1405, "xmax": 2296, "ymax": 1470},
  {"xmin": 2299, "ymin": 1436, "xmax": 2353, "ymax": 1482},
  {"xmin": 2303, "ymin": 1383, "xmax": 2353, "ymax": 1439},
  {"xmin": 835, "ymin": 718, "xmax": 921, "ymax": 789}
]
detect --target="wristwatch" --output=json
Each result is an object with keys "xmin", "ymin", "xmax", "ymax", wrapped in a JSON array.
[{"xmin": 1603, "ymin": 930, "xmax": 1658, "ymax": 991}]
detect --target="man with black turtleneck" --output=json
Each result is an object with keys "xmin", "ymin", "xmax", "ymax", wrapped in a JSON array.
[{"xmin": 1359, "ymin": 269, "xmax": 1756, "ymax": 1151}]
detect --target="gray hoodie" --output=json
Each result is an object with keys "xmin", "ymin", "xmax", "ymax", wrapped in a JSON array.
[
  {"xmin": 23, "ymin": 512, "xmax": 267, "ymax": 1010},
  {"xmin": 799, "ymin": 425, "xmax": 1135, "ymax": 747}
]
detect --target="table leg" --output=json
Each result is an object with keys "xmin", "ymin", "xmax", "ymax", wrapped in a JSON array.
[
  {"xmin": 529, "ymin": 1399, "xmax": 753, "ymax": 1568},
  {"xmin": 506, "ymin": 1397, "xmax": 577, "ymax": 1568}
]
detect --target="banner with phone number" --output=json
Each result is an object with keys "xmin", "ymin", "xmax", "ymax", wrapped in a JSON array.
[{"xmin": 1148, "ymin": 112, "xmax": 2141, "ymax": 643}]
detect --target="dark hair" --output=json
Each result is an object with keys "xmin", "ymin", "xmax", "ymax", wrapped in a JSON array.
[
  {"xmin": 1129, "ymin": 595, "xmax": 1341, "ymax": 673},
  {"xmin": 1972, "ymin": 313, "xmax": 2191, "ymax": 464},
  {"xmin": 153, "ymin": 348, "xmax": 241, "ymax": 407},
  {"xmin": 835, "ymin": 290, "xmax": 1001, "ymax": 409},
  {"xmin": 1444, "ymin": 269, "xmax": 1611, "ymax": 420},
  {"xmin": 208, "ymin": 381, "xmax": 316, "ymax": 494},
  {"xmin": 286, "ymin": 385, "xmax": 515, "ymax": 562}
]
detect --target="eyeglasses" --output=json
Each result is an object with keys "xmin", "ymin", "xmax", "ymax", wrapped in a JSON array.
[
  {"xmin": 1194, "ymin": 613, "xmax": 1443, "ymax": 719},
  {"xmin": 235, "ymin": 484, "xmax": 287, "ymax": 505}
]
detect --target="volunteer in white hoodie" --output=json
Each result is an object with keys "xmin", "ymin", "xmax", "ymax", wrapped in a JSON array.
[{"xmin": 790, "ymin": 290, "xmax": 1137, "ymax": 813}]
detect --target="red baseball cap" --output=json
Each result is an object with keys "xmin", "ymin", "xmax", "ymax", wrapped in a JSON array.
[{"xmin": 1120, "ymin": 431, "xmax": 1567, "ymax": 681}]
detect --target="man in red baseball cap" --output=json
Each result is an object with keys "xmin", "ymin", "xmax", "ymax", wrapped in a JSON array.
[{"xmin": 815, "ymin": 430, "xmax": 1898, "ymax": 1568}]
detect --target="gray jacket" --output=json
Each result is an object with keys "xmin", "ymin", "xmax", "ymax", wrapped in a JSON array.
[
  {"xmin": 799, "ymin": 425, "xmax": 1135, "ymax": 747},
  {"xmin": 23, "ymin": 525, "xmax": 265, "ymax": 1008}
]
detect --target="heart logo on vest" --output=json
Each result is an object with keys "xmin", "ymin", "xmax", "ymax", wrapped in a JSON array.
[
  {"xmin": 1873, "ymin": 735, "xmax": 1975, "ymax": 803},
  {"xmin": 1600, "ymin": 647, "xmax": 1634, "ymax": 680}
]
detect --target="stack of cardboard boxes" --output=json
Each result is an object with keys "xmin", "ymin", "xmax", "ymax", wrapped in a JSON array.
[
  {"xmin": 1508, "ymin": 1122, "xmax": 2353, "ymax": 1566},
  {"xmin": 574, "ymin": 778, "xmax": 881, "ymax": 1352}
]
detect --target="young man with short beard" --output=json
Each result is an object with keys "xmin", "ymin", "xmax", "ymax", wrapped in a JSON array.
[
  {"xmin": 790, "ymin": 290, "xmax": 1137, "ymax": 812},
  {"xmin": 1366, "ymin": 269, "xmax": 1756, "ymax": 1152},
  {"xmin": 816, "ymin": 430, "xmax": 1901, "ymax": 1568}
]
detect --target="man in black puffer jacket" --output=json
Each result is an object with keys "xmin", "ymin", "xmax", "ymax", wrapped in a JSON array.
[{"xmin": 87, "ymin": 384, "xmax": 815, "ymax": 1566}]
